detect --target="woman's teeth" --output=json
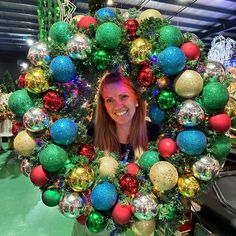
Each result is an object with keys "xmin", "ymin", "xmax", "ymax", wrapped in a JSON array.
[{"xmin": 115, "ymin": 110, "xmax": 128, "ymax": 116}]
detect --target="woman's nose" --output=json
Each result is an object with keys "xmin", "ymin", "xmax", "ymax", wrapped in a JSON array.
[{"xmin": 113, "ymin": 99, "xmax": 123, "ymax": 108}]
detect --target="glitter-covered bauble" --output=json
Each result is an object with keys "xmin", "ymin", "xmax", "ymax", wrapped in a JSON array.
[
  {"xmin": 42, "ymin": 189, "xmax": 61, "ymax": 207},
  {"xmin": 157, "ymin": 76, "xmax": 170, "ymax": 89},
  {"xmin": 138, "ymin": 9, "xmax": 162, "ymax": 22},
  {"xmin": 181, "ymin": 42, "xmax": 201, "ymax": 60},
  {"xmin": 39, "ymin": 144, "xmax": 68, "ymax": 172},
  {"xmin": 158, "ymin": 138, "xmax": 177, "ymax": 158},
  {"xmin": 149, "ymin": 105, "xmax": 165, "ymax": 125},
  {"xmin": 95, "ymin": 7, "xmax": 115, "ymax": 22},
  {"xmin": 21, "ymin": 158, "xmax": 31, "ymax": 176},
  {"xmin": 50, "ymin": 56, "xmax": 76, "ymax": 83},
  {"xmin": 112, "ymin": 203, "xmax": 132, "ymax": 225},
  {"xmin": 132, "ymin": 194, "xmax": 158, "ymax": 220},
  {"xmin": 43, "ymin": 91, "xmax": 65, "ymax": 111},
  {"xmin": 27, "ymin": 41, "xmax": 49, "ymax": 66},
  {"xmin": 176, "ymin": 100, "xmax": 205, "ymax": 127},
  {"xmin": 131, "ymin": 219, "xmax": 156, "ymax": 236},
  {"xmin": 93, "ymin": 49, "xmax": 111, "ymax": 70},
  {"xmin": 96, "ymin": 22, "xmax": 122, "ymax": 50},
  {"xmin": 67, "ymin": 33, "xmax": 91, "ymax": 60},
  {"xmin": 99, "ymin": 156, "xmax": 118, "ymax": 176},
  {"xmin": 157, "ymin": 90, "xmax": 176, "ymax": 109},
  {"xmin": 124, "ymin": 19, "xmax": 139, "ymax": 40},
  {"xmin": 77, "ymin": 15, "xmax": 97, "ymax": 30},
  {"xmin": 138, "ymin": 65, "xmax": 157, "ymax": 87},
  {"xmin": 225, "ymin": 97, "xmax": 236, "ymax": 117},
  {"xmin": 18, "ymin": 73, "xmax": 26, "ymax": 88},
  {"xmin": 159, "ymin": 25, "xmax": 183, "ymax": 47},
  {"xmin": 178, "ymin": 175, "xmax": 200, "ymax": 198},
  {"xmin": 176, "ymin": 130, "xmax": 207, "ymax": 156},
  {"xmin": 86, "ymin": 211, "xmax": 106, "ymax": 233},
  {"xmin": 23, "ymin": 107, "xmax": 50, "ymax": 133},
  {"xmin": 68, "ymin": 166, "xmax": 94, "ymax": 192},
  {"xmin": 90, "ymin": 181, "xmax": 117, "ymax": 211},
  {"xmin": 59, "ymin": 193, "xmax": 85, "ymax": 218},
  {"xmin": 78, "ymin": 144, "xmax": 96, "ymax": 162},
  {"xmin": 149, "ymin": 161, "xmax": 178, "ymax": 191},
  {"xmin": 119, "ymin": 173, "xmax": 139, "ymax": 196},
  {"xmin": 30, "ymin": 165, "xmax": 48, "ymax": 187},
  {"xmin": 8, "ymin": 90, "xmax": 33, "ymax": 116},
  {"xmin": 126, "ymin": 163, "xmax": 140, "ymax": 175},
  {"xmin": 50, "ymin": 118, "xmax": 78, "ymax": 145},
  {"xmin": 174, "ymin": 70, "xmax": 203, "ymax": 98},
  {"xmin": 209, "ymin": 113, "xmax": 231, "ymax": 133},
  {"xmin": 204, "ymin": 61, "xmax": 226, "ymax": 83},
  {"xmin": 158, "ymin": 46, "xmax": 186, "ymax": 76},
  {"xmin": 192, "ymin": 155, "xmax": 220, "ymax": 181},
  {"xmin": 138, "ymin": 151, "xmax": 160, "ymax": 172},
  {"xmin": 49, "ymin": 21, "xmax": 72, "ymax": 44},
  {"xmin": 130, "ymin": 38, "xmax": 152, "ymax": 64}
]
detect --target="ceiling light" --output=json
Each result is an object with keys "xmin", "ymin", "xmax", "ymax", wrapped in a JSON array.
[
  {"xmin": 27, "ymin": 38, "xmax": 34, "ymax": 46},
  {"xmin": 107, "ymin": 0, "xmax": 114, "ymax": 6}
]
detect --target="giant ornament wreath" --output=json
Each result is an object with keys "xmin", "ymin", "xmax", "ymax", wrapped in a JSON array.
[{"xmin": 9, "ymin": 7, "xmax": 232, "ymax": 235}]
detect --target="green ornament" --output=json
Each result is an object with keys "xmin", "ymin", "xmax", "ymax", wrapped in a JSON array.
[
  {"xmin": 49, "ymin": 21, "xmax": 72, "ymax": 44},
  {"xmin": 86, "ymin": 211, "xmax": 106, "ymax": 233},
  {"xmin": 39, "ymin": 144, "xmax": 68, "ymax": 172},
  {"xmin": 95, "ymin": 22, "xmax": 122, "ymax": 50},
  {"xmin": 138, "ymin": 151, "xmax": 160, "ymax": 172},
  {"xmin": 158, "ymin": 203, "xmax": 176, "ymax": 221},
  {"xmin": 42, "ymin": 189, "xmax": 61, "ymax": 207},
  {"xmin": 159, "ymin": 25, "xmax": 183, "ymax": 47},
  {"xmin": 93, "ymin": 49, "xmax": 111, "ymax": 70},
  {"xmin": 202, "ymin": 78, "xmax": 229, "ymax": 112},
  {"xmin": 8, "ymin": 90, "xmax": 33, "ymax": 116},
  {"xmin": 158, "ymin": 90, "xmax": 176, "ymax": 109}
]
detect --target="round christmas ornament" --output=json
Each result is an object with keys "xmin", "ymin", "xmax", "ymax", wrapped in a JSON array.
[
  {"xmin": 23, "ymin": 107, "xmax": 50, "ymax": 133},
  {"xmin": 158, "ymin": 138, "xmax": 177, "ymax": 158},
  {"xmin": 67, "ymin": 33, "xmax": 91, "ymax": 60},
  {"xmin": 176, "ymin": 100, "xmax": 205, "ymax": 126},
  {"xmin": 42, "ymin": 189, "xmax": 61, "ymax": 207},
  {"xmin": 148, "ymin": 48, "xmax": 159, "ymax": 64},
  {"xmin": 77, "ymin": 15, "xmax": 97, "ymax": 30},
  {"xmin": 43, "ymin": 91, "xmax": 65, "ymax": 111},
  {"xmin": 192, "ymin": 155, "xmax": 220, "ymax": 181},
  {"xmin": 14, "ymin": 130, "xmax": 35, "ymax": 156},
  {"xmin": 157, "ymin": 75, "xmax": 170, "ymax": 89},
  {"xmin": 21, "ymin": 158, "xmax": 31, "ymax": 176},
  {"xmin": 124, "ymin": 19, "xmax": 139, "ymax": 40},
  {"xmin": 50, "ymin": 56, "xmax": 76, "ymax": 83},
  {"xmin": 78, "ymin": 144, "xmax": 96, "ymax": 162},
  {"xmin": 68, "ymin": 166, "xmax": 94, "ymax": 192},
  {"xmin": 59, "ymin": 192, "xmax": 85, "ymax": 218},
  {"xmin": 18, "ymin": 73, "xmax": 26, "ymax": 88},
  {"xmin": 130, "ymin": 38, "xmax": 152, "ymax": 64},
  {"xmin": 50, "ymin": 118, "xmax": 78, "ymax": 145},
  {"xmin": 119, "ymin": 173, "xmax": 139, "ymax": 196},
  {"xmin": 138, "ymin": 9, "xmax": 162, "ymax": 22},
  {"xmin": 49, "ymin": 21, "xmax": 72, "ymax": 44},
  {"xmin": 157, "ymin": 90, "xmax": 176, "ymax": 109},
  {"xmin": 99, "ymin": 156, "xmax": 118, "ymax": 176},
  {"xmin": 158, "ymin": 46, "xmax": 186, "ymax": 76},
  {"xmin": 159, "ymin": 25, "xmax": 183, "ymax": 47},
  {"xmin": 225, "ymin": 97, "xmax": 236, "ymax": 117},
  {"xmin": 132, "ymin": 194, "xmax": 158, "ymax": 220},
  {"xmin": 149, "ymin": 105, "xmax": 165, "ymax": 125},
  {"xmin": 174, "ymin": 70, "xmax": 203, "ymax": 98},
  {"xmin": 131, "ymin": 219, "xmax": 155, "ymax": 236},
  {"xmin": 138, "ymin": 65, "xmax": 157, "ymax": 87},
  {"xmin": 138, "ymin": 151, "xmax": 160, "ymax": 172},
  {"xmin": 8, "ymin": 90, "xmax": 33, "ymax": 116},
  {"xmin": 95, "ymin": 7, "xmax": 115, "ymax": 22},
  {"xmin": 208, "ymin": 113, "xmax": 231, "ymax": 133},
  {"xmin": 72, "ymin": 14, "xmax": 84, "ymax": 23},
  {"xmin": 180, "ymin": 42, "xmax": 201, "ymax": 60},
  {"xmin": 86, "ymin": 211, "xmax": 106, "ymax": 233},
  {"xmin": 176, "ymin": 130, "xmax": 207, "ymax": 156},
  {"xmin": 39, "ymin": 143, "xmax": 68, "ymax": 172},
  {"xmin": 149, "ymin": 161, "xmax": 178, "ymax": 191},
  {"xmin": 228, "ymin": 81, "xmax": 236, "ymax": 100},
  {"xmin": 27, "ymin": 41, "xmax": 49, "ymax": 66},
  {"xmin": 93, "ymin": 49, "xmax": 111, "ymax": 70},
  {"xmin": 30, "ymin": 165, "xmax": 48, "ymax": 187},
  {"xmin": 96, "ymin": 22, "xmax": 122, "ymax": 50},
  {"xmin": 178, "ymin": 175, "xmax": 200, "ymax": 198},
  {"xmin": 12, "ymin": 121, "xmax": 24, "ymax": 136},
  {"xmin": 90, "ymin": 181, "xmax": 117, "ymax": 211},
  {"xmin": 126, "ymin": 163, "xmax": 140, "ymax": 175},
  {"xmin": 204, "ymin": 61, "xmax": 226, "ymax": 83},
  {"xmin": 112, "ymin": 203, "xmax": 132, "ymax": 225}
]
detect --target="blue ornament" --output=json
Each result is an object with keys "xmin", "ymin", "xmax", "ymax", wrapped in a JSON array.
[
  {"xmin": 50, "ymin": 56, "xmax": 76, "ymax": 82},
  {"xmin": 148, "ymin": 49, "xmax": 159, "ymax": 64},
  {"xmin": 96, "ymin": 7, "xmax": 115, "ymax": 22},
  {"xmin": 90, "ymin": 182, "xmax": 117, "ymax": 211},
  {"xmin": 50, "ymin": 118, "xmax": 78, "ymax": 145},
  {"xmin": 149, "ymin": 105, "xmax": 165, "ymax": 125},
  {"xmin": 176, "ymin": 129, "xmax": 207, "ymax": 155},
  {"xmin": 158, "ymin": 47, "xmax": 186, "ymax": 76}
]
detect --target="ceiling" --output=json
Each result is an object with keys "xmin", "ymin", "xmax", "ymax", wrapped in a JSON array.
[{"xmin": 0, "ymin": 0, "xmax": 236, "ymax": 61}]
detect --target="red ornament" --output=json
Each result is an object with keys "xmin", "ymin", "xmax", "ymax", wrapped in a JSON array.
[
  {"xmin": 209, "ymin": 113, "xmax": 231, "ymax": 133},
  {"xmin": 181, "ymin": 42, "xmax": 201, "ymax": 60},
  {"xmin": 112, "ymin": 203, "xmax": 132, "ymax": 225},
  {"xmin": 77, "ymin": 16, "xmax": 97, "ymax": 30},
  {"xmin": 30, "ymin": 165, "xmax": 48, "ymax": 187},
  {"xmin": 12, "ymin": 121, "xmax": 24, "ymax": 136},
  {"xmin": 78, "ymin": 144, "xmax": 96, "ymax": 162},
  {"xmin": 119, "ymin": 173, "xmax": 139, "ymax": 196},
  {"xmin": 18, "ymin": 73, "xmax": 26, "ymax": 88},
  {"xmin": 126, "ymin": 163, "xmax": 140, "ymax": 175},
  {"xmin": 124, "ymin": 19, "xmax": 139, "ymax": 40},
  {"xmin": 138, "ymin": 65, "xmax": 157, "ymax": 87},
  {"xmin": 158, "ymin": 138, "xmax": 177, "ymax": 158},
  {"xmin": 43, "ymin": 91, "xmax": 65, "ymax": 111}
]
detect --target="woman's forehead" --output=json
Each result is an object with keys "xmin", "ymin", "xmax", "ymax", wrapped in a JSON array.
[{"xmin": 102, "ymin": 81, "xmax": 134, "ymax": 96}]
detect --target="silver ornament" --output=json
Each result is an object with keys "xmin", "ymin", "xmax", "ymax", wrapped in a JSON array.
[{"xmin": 21, "ymin": 159, "xmax": 32, "ymax": 176}]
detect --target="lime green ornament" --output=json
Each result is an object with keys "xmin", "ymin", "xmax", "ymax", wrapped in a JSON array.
[
  {"xmin": 8, "ymin": 90, "xmax": 33, "ymax": 116},
  {"xmin": 95, "ymin": 22, "xmax": 122, "ymax": 50},
  {"xmin": 86, "ymin": 211, "xmax": 106, "ymax": 233},
  {"xmin": 158, "ymin": 90, "xmax": 176, "ymax": 109},
  {"xmin": 159, "ymin": 25, "xmax": 183, "ymax": 47},
  {"xmin": 93, "ymin": 49, "xmax": 111, "ymax": 70},
  {"xmin": 49, "ymin": 21, "xmax": 72, "ymax": 44},
  {"xmin": 138, "ymin": 151, "xmax": 160, "ymax": 172},
  {"xmin": 202, "ymin": 78, "xmax": 229, "ymax": 112},
  {"xmin": 158, "ymin": 203, "xmax": 176, "ymax": 221},
  {"xmin": 42, "ymin": 189, "xmax": 61, "ymax": 207},
  {"xmin": 39, "ymin": 144, "xmax": 68, "ymax": 172}
]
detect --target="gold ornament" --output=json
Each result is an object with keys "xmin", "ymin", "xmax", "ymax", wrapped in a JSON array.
[
  {"xmin": 68, "ymin": 166, "xmax": 94, "ymax": 192},
  {"xmin": 149, "ymin": 161, "xmax": 178, "ymax": 191},
  {"xmin": 174, "ymin": 70, "xmax": 203, "ymax": 98},
  {"xmin": 228, "ymin": 82, "xmax": 236, "ymax": 100},
  {"xmin": 130, "ymin": 38, "xmax": 152, "ymax": 64},
  {"xmin": 157, "ymin": 76, "xmax": 169, "ymax": 89},
  {"xmin": 225, "ymin": 97, "xmax": 236, "ymax": 117},
  {"xmin": 138, "ymin": 9, "xmax": 162, "ymax": 22},
  {"xmin": 178, "ymin": 175, "xmax": 200, "ymax": 198},
  {"xmin": 99, "ymin": 156, "xmax": 118, "ymax": 176},
  {"xmin": 72, "ymin": 14, "xmax": 84, "ymax": 23},
  {"xmin": 132, "ymin": 219, "xmax": 155, "ymax": 236},
  {"xmin": 25, "ymin": 68, "xmax": 49, "ymax": 94},
  {"xmin": 13, "ymin": 130, "xmax": 36, "ymax": 156}
]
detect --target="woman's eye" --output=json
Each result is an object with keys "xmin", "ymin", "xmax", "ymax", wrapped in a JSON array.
[
  {"xmin": 105, "ymin": 98, "xmax": 113, "ymax": 104},
  {"xmin": 120, "ymin": 94, "xmax": 128, "ymax": 100}
]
